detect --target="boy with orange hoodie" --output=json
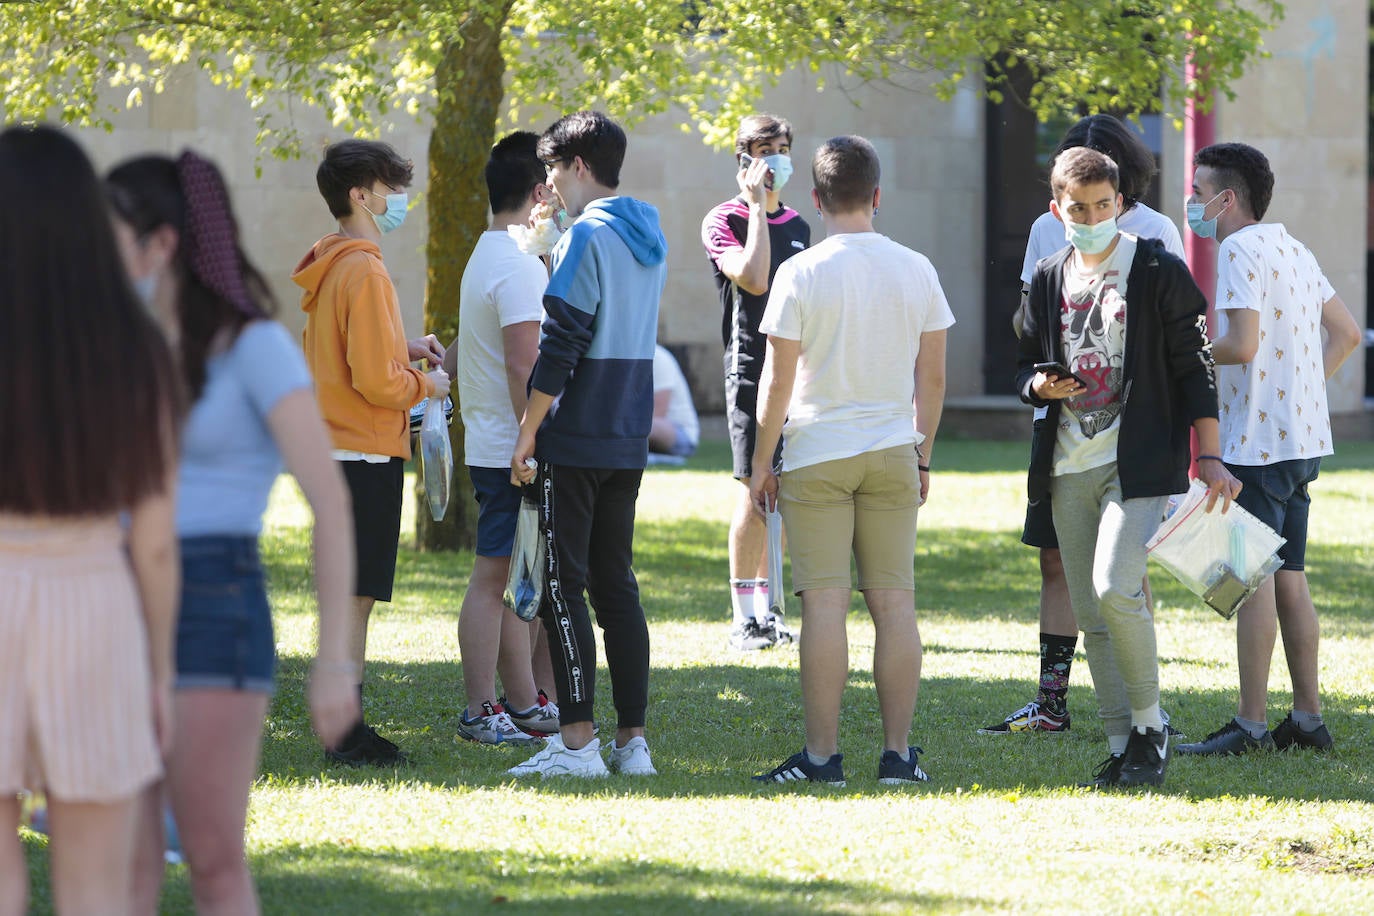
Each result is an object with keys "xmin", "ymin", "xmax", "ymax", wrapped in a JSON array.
[{"xmin": 292, "ymin": 139, "xmax": 449, "ymax": 766}]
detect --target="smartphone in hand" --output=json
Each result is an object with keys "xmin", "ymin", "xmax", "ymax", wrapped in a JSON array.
[
  {"xmin": 1033, "ymin": 360, "xmax": 1088, "ymax": 388},
  {"xmin": 739, "ymin": 153, "xmax": 753, "ymax": 169}
]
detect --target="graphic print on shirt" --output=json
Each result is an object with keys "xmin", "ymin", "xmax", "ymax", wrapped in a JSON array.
[{"xmin": 1060, "ymin": 262, "xmax": 1126, "ymax": 439}]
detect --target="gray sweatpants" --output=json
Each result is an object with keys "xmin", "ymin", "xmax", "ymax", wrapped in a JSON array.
[{"xmin": 1049, "ymin": 462, "xmax": 1169, "ymax": 740}]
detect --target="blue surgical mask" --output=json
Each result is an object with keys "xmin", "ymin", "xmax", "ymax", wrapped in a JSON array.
[
  {"xmin": 365, "ymin": 189, "xmax": 409, "ymax": 234},
  {"xmin": 1186, "ymin": 191, "xmax": 1227, "ymax": 239},
  {"xmin": 762, "ymin": 154, "xmax": 793, "ymax": 192},
  {"xmin": 1064, "ymin": 215, "xmax": 1118, "ymax": 255}
]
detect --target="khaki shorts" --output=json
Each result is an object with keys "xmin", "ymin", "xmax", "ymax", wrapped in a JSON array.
[{"xmin": 778, "ymin": 444, "xmax": 920, "ymax": 593}]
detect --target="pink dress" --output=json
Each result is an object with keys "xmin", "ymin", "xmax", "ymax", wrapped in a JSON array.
[{"xmin": 0, "ymin": 513, "xmax": 161, "ymax": 801}]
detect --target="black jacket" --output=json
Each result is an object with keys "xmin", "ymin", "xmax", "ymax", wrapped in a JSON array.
[{"xmin": 1017, "ymin": 236, "xmax": 1218, "ymax": 502}]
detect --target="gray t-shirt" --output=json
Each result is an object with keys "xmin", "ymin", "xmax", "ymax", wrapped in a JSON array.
[{"xmin": 177, "ymin": 320, "xmax": 313, "ymax": 537}]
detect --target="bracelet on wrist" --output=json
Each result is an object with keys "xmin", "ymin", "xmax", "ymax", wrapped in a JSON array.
[
  {"xmin": 1196, "ymin": 454, "xmax": 1224, "ymax": 463},
  {"xmin": 918, "ymin": 464, "xmax": 931, "ymax": 473}
]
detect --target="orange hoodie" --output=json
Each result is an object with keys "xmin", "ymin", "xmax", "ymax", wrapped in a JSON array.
[{"xmin": 292, "ymin": 234, "xmax": 431, "ymax": 459}]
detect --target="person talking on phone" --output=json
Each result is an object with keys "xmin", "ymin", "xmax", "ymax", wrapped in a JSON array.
[{"xmin": 701, "ymin": 114, "xmax": 810, "ymax": 652}]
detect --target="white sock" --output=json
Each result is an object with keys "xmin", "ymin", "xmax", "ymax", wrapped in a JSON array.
[
  {"xmin": 753, "ymin": 583, "xmax": 774, "ymax": 624},
  {"xmin": 730, "ymin": 579, "xmax": 756, "ymax": 626},
  {"xmin": 1108, "ymin": 734, "xmax": 1129, "ymax": 756},
  {"xmin": 1132, "ymin": 703, "xmax": 1163, "ymax": 733}
]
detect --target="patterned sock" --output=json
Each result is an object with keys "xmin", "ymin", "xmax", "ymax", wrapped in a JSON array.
[
  {"xmin": 1037, "ymin": 633, "xmax": 1077, "ymax": 713},
  {"xmin": 730, "ymin": 579, "xmax": 757, "ymax": 626}
]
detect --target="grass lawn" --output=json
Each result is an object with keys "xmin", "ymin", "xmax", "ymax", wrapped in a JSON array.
[{"xmin": 20, "ymin": 439, "xmax": 1374, "ymax": 914}]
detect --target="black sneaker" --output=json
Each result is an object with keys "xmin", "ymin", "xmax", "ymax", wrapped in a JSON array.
[
  {"xmin": 1270, "ymin": 713, "xmax": 1334, "ymax": 751},
  {"xmin": 878, "ymin": 746, "xmax": 930, "ymax": 784},
  {"xmin": 753, "ymin": 749, "xmax": 846, "ymax": 787},
  {"xmin": 1176, "ymin": 719, "xmax": 1275, "ymax": 756},
  {"xmin": 1118, "ymin": 728, "xmax": 1168, "ymax": 787},
  {"xmin": 1079, "ymin": 753, "xmax": 1125, "ymax": 789},
  {"xmin": 326, "ymin": 721, "xmax": 410, "ymax": 767}
]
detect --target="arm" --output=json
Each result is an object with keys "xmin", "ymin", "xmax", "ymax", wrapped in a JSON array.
[
  {"xmin": 510, "ymin": 389, "xmax": 556, "ymax": 485},
  {"xmin": 913, "ymin": 329, "xmax": 947, "ymax": 504},
  {"xmin": 266, "ymin": 389, "xmax": 360, "ymax": 750},
  {"xmin": 408, "ymin": 334, "xmax": 444, "ymax": 365},
  {"xmin": 748, "ymin": 335, "xmax": 799, "ymax": 512},
  {"xmin": 713, "ymin": 159, "xmax": 773, "ymax": 295},
  {"xmin": 1210, "ymin": 308, "xmax": 1259, "ymax": 366},
  {"xmin": 126, "ymin": 455, "xmax": 178, "ymax": 758},
  {"xmin": 502, "ymin": 320, "xmax": 540, "ymax": 422},
  {"xmin": 346, "ymin": 276, "xmax": 445, "ymax": 408},
  {"xmin": 653, "ymin": 388, "xmax": 672, "ymax": 419},
  {"xmin": 1192, "ymin": 416, "xmax": 1243, "ymax": 512},
  {"xmin": 1320, "ymin": 293, "xmax": 1362, "ymax": 380}
]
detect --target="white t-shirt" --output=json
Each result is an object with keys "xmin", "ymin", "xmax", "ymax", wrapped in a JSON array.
[
  {"xmin": 457, "ymin": 231, "xmax": 547, "ymax": 467},
  {"xmin": 1020, "ymin": 202, "xmax": 1183, "ymax": 284},
  {"xmin": 653, "ymin": 345, "xmax": 699, "ymax": 447},
  {"xmin": 1054, "ymin": 234, "xmax": 1136, "ymax": 475},
  {"xmin": 1215, "ymin": 223, "xmax": 1336, "ymax": 465},
  {"xmin": 760, "ymin": 232, "xmax": 956, "ymax": 472}
]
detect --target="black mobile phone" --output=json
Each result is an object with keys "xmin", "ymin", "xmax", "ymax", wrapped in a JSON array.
[
  {"xmin": 739, "ymin": 153, "xmax": 753, "ymax": 169},
  {"xmin": 1033, "ymin": 360, "xmax": 1088, "ymax": 388}
]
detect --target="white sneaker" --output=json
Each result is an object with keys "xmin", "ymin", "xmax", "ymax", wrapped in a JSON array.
[
  {"xmin": 507, "ymin": 734, "xmax": 609, "ymax": 779},
  {"xmin": 608, "ymin": 736, "xmax": 657, "ymax": 776},
  {"xmin": 456, "ymin": 701, "xmax": 541, "ymax": 746}
]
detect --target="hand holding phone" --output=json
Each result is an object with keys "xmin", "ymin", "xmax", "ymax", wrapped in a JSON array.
[{"xmin": 1033, "ymin": 360, "xmax": 1088, "ymax": 389}]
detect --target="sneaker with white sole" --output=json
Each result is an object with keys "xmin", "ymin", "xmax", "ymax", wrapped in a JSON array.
[
  {"xmin": 457, "ymin": 701, "xmax": 542, "ymax": 747},
  {"xmin": 878, "ymin": 745, "xmax": 930, "ymax": 784},
  {"xmin": 753, "ymin": 748, "xmax": 846, "ymax": 787},
  {"xmin": 729, "ymin": 619, "xmax": 775, "ymax": 651},
  {"xmin": 503, "ymin": 690, "xmax": 560, "ymax": 736},
  {"xmin": 767, "ymin": 615, "xmax": 796, "ymax": 646},
  {"xmin": 976, "ymin": 699, "xmax": 1070, "ymax": 735},
  {"xmin": 608, "ymin": 736, "xmax": 657, "ymax": 776},
  {"xmin": 507, "ymin": 734, "xmax": 609, "ymax": 778}
]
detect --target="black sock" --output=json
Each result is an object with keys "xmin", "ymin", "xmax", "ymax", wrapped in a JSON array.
[{"xmin": 1037, "ymin": 633, "xmax": 1077, "ymax": 713}]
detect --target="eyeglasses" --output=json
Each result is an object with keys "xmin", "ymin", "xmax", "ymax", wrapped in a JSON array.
[{"xmin": 542, "ymin": 157, "xmax": 567, "ymax": 170}]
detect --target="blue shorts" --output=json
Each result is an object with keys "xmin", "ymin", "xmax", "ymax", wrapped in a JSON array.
[
  {"xmin": 1225, "ymin": 457, "xmax": 1321, "ymax": 571},
  {"xmin": 471, "ymin": 466, "xmax": 522, "ymax": 558},
  {"xmin": 175, "ymin": 536, "xmax": 275, "ymax": 694}
]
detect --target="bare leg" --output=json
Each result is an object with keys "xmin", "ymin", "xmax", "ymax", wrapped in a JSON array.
[
  {"xmin": 529, "ymin": 621, "xmax": 556, "ymax": 699},
  {"xmin": 348, "ymin": 596, "xmax": 375, "ymax": 673},
  {"xmin": 168, "ymin": 690, "xmax": 270, "ymax": 916},
  {"xmin": 648, "ymin": 417, "xmax": 678, "ymax": 453},
  {"xmin": 865, "ymin": 588, "xmax": 921, "ymax": 753},
  {"xmin": 729, "ymin": 483, "xmax": 768, "ymax": 587},
  {"xmin": 0, "ymin": 796, "xmax": 26, "ymax": 916},
  {"xmin": 1274, "ymin": 570, "xmax": 1322, "ymax": 715},
  {"xmin": 129, "ymin": 784, "xmax": 166, "ymax": 915},
  {"xmin": 798, "ymin": 587, "xmax": 851, "ymax": 757},
  {"xmin": 1039, "ymin": 548, "xmax": 1076, "ymax": 636},
  {"xmin": 47, "ymin": 794, "xmax": 141, "ymax": 916},
  {"xmin": 1235, "ymin": 576, "xmax": 1279, "ymax": 723},
  {"xmin": 459, "ymin": 555, "xmax": 537, "ymax": 714}
]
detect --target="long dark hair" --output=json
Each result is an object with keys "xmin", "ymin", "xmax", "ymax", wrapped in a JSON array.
[
  {"xmin": 0, "ymin": 125, "xmax": 182, "ymax": 516},
  {"xmin": 1055, "ymin": 114, "xmax": 1158, "ymax": 214},
  {"xmin": 106, "ymin": 153, "xmax": 278, "ymax": 401}
]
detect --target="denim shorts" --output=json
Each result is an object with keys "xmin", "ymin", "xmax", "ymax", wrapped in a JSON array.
[
  {"xmin": 471, "ymin": 466, "xmax": 522, "ymax": 558},
  {"xmin": 1225, "ymin": 457, "xmax": 1321, "ymax": 571},
  {"xmin": 176, "ymin": 536, "xmax": 275, "ymax": 693}
]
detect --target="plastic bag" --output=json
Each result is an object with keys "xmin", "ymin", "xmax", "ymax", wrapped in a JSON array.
[
  {"xmin": 1146, "ymin": 479, "xmax": 1286, "ymax": 619},
  {"xmin": 503, "ymin": 478, "xmax": 544, "ymax": 622},
  {"xmin": 765, "ymin": 507, "xmax": 785, "ymax": 618},
  {"xmin": 419, "ymin": 396, "xmax": 453, "ymax": 521}
]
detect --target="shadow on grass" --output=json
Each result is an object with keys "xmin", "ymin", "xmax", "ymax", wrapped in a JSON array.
[
  {"xmin": 234, "ymin": 846, "xmax": 961, "ymax": 915},
  {"xmin": 260, "ymin": 653, "xmax": 1374, "ymax": 806}
]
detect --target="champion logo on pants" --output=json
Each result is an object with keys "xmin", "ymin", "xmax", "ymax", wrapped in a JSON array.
[{"xmin": 537, "ymin": 462, "xmax": 588, "ymax": 704}]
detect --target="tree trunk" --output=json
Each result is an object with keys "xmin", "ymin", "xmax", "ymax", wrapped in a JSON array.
[{"xmin": 415, "ymin": 3, "xmax": 513, "ymax": 551}]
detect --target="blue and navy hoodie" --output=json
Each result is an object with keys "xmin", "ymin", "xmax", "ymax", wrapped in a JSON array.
[{"xmin": 529, "ymin": 196, "xmax": 668, "ymax": 469}]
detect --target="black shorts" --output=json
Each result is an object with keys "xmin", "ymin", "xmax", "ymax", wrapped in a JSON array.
[
  {"xmin": 725, "ymin": 372, "xmax": 781, "ymax": 480},
  {"xmin": 1021, "ymin": 496, "xmax": 1059, "ymax": 549},
  {"xmin": 340, "ymin": 457, "xmax": 405, "ymax": 602}
]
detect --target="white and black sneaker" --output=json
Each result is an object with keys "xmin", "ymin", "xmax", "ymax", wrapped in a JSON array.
[
  {"xmin": 729, "ymin": 619, "xmax": 775, "ymax": 651},
  {"xmin": 753, "ymin": 749, "xmax": 846, "ymax": 787}
]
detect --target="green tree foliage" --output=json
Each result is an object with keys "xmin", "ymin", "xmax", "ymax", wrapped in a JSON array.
[{"xmin": 1, "ymin": 0, "xmax": 1283, "ymax": 548}]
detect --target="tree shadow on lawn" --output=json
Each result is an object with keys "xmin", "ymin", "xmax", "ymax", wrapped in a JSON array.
[
  {"xmin": 261, "ymin": 656, "xmax": 1374, "ymax": 805},
  {"xmin": 235, "ymin": 844, "xmax": 964, "ymax": 915}
]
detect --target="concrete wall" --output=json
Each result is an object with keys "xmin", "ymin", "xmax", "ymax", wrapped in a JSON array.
[
  {"xmin": 1160, "ymin": 0, "xmax": 1368, "ymax": 414},
  {"xmin": 66, "ymin": 63, "xmax": 986, "ymax": 413}
]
